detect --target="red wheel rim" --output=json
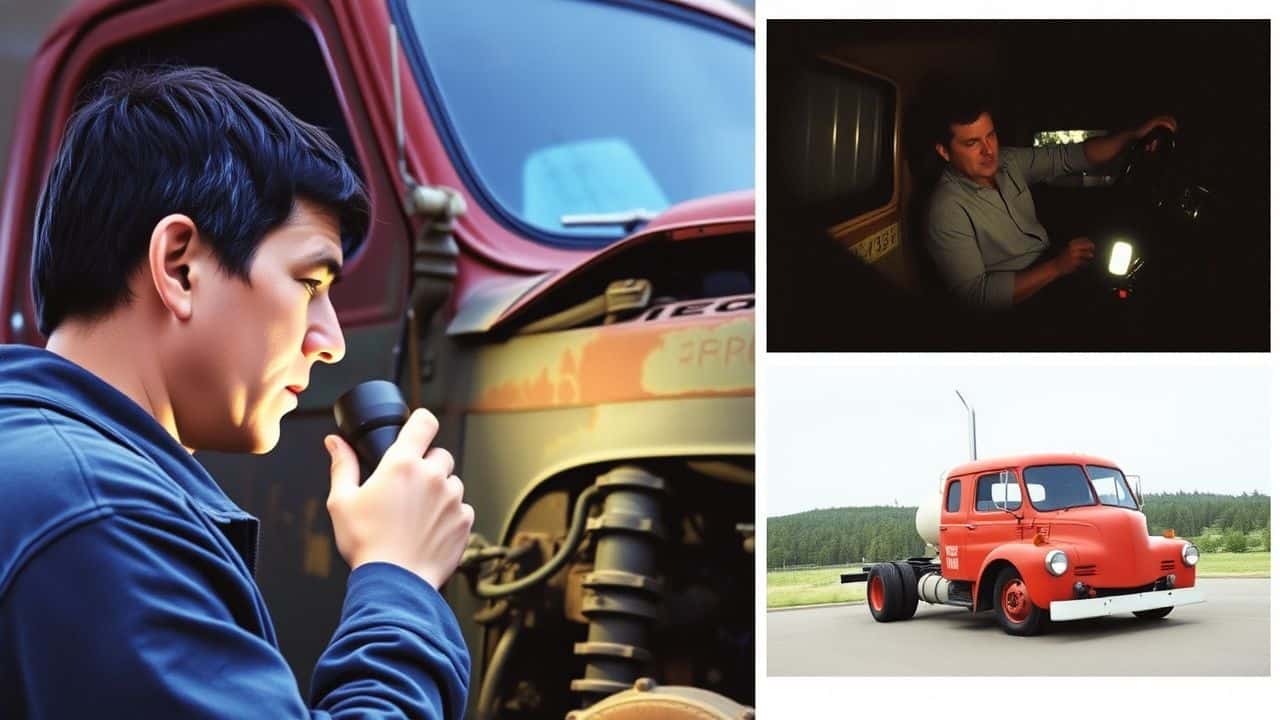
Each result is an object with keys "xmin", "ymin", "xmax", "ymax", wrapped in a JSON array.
[
  {"xmin": 869, "ymin": 575, "xmax": 885, "ymax": 611},
  {"xmin": 1001, "ymin": 578, "xmax": 1030, "ymax": 623}
]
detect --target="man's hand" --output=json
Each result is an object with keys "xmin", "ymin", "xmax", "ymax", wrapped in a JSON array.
[
  {"xmin": 1084, "ymin": 115, "xmax": 1178, "ymax": 166},
  {"xmin": 324, "ymin": 408, "xmax": 475, "ymax": 589},
  {"xmin": 1132, "ymin": 115, "xmax": 1178, "ymax": 150},
  {"xmin": 1053, "ymin": 237, "xmax": 1095, "ymax": 275}
]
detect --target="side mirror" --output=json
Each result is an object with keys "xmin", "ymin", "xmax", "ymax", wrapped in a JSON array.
[{"xmin": 1130, "ymin": 473, "xmax": 1144, "ymax": 510}]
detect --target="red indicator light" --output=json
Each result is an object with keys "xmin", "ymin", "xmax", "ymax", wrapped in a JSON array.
[{"xmin": 1117, "ymin": 289, "xmax": 1129, "ymax": 299}]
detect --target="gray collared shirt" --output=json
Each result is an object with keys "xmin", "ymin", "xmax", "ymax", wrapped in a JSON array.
[{"xmin": 926, "ymin": 143, "xmax": 1091, "ymax": 308}]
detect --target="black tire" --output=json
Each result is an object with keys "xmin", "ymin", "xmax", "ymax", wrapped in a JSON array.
[
  {"xmin": 867, "ymin": 563, "xmax": 903, "ymax": 622},
  {"xmin": 893, "ymin": 561, "xmax": 919, "ymax": 620},
  {"xmin": 992, "ymin": 566, "xmax": 1049, "ymax": 636},
  {"xmin": 1134, "ymin": 606, "xmax": 1174, "ymax": 620}
]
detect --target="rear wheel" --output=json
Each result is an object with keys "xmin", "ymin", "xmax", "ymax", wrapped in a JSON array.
[
  {"xmin": 993, "ymin": 566, "xmax": 1048, "ymax": 636},
  {"xmin": 893, "ymin": 561, "xmax": 919, "ymax": 620},
  {"xmin": 868, "ymin": 563, "xmax": 903, "ymax": 622},
  {"xmin": 1134, "ymin": 606, "xmax": 1174, "ymax": 620}
]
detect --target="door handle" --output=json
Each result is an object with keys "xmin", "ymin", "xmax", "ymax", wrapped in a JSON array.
[{"xmin": 965, "ymin": 524, "xmax": 976, "ymax": 530}]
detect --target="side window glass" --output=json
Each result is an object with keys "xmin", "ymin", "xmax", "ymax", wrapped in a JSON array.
[
  {"xmin": 945, "ymin": 480, "xmax": 962, "ymax": 513},
  {"xmin": 975, "ymin": 472, "xmax": 1022, "ymax": 512}
]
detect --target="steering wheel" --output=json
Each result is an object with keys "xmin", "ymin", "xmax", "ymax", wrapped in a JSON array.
[{"xmin": 1114, "ymin": 126, "xmax": 1176, "ymax": 205}]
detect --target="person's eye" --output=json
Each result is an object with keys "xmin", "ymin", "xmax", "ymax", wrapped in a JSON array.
[{"xmin": 300, "ymin": 279, "xmax": 322, "ymax": 298}]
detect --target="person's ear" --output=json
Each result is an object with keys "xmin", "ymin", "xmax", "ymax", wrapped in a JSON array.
[
  {"xmin": 148, "ymin": 214, "xmax": 202, "ymax": 322},
  {"xmin": 935, "ymin": 142, "xmax": 950, "ymax": 163}
]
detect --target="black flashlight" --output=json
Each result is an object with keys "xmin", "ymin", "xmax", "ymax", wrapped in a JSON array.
[{"xmin": 332, "ymin": 380, "xmax": 410, "ymax": 483}]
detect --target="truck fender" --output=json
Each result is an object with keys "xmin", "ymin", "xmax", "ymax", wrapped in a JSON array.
[{"xmin": 975, "ymin": 544, "xmax": 1057, "ymax": 612}]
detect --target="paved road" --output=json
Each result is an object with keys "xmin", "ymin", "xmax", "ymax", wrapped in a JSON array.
[{"xmin": 767, "ymin": 578, "xmax": 1268, "ymax": 676}]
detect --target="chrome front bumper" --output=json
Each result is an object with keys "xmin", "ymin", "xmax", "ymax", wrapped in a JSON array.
[{"xmin": 1049, "ymin": 587, "xmax": 1205, "ymax": 621}]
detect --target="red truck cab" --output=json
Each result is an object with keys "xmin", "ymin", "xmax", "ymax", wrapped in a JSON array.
[{"xmin": 938, "ymin": 454, "xmax": 1202, "ymax": 633}]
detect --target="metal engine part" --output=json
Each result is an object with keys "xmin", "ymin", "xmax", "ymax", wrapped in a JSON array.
[
  {"xmin": 565, "ymin": 678, "xmax": 754, "ymax": 720},
  {"xmin": 918, "ymin": 572, "xmax": 951, "ymax": 605},
  {"xmin": 571, "ymin": 467, "xmax": 667, "ymax": 705}
]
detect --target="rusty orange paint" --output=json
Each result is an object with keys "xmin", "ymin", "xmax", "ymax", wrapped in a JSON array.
[
  {"xmin": 479, "ymin": 367, "xmax": 557, "ymax": 410},
  {"xmin": 473, "ymin": 314, "xmax": 754, "ymax": 413},
  {"xmin": 577, "ymin": 321, "xmax": 665, "ymax": 403}
]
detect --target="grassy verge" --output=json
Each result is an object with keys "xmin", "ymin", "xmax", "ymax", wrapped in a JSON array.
[
  {"xmin": 1196, "ymin": 551, "xmax": 1269, "ymax": 577},
  {"xmin": 767, "ymin": 552, "xmax": 1269, "ymax": 610},
  {"xmin": 766, "ymin": 566, "xmax": 866, "ymax": 609}
]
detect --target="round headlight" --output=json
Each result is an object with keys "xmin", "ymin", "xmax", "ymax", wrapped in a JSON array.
[
  {"xmin": 1182, "ymin": 543, "xmax": 1199, "ymax": 567},
  {"xmin": 1045, "ymin": 549, "xmax": 1069, "ymax": 576}
]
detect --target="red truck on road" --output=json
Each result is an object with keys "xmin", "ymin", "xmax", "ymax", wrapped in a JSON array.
[{"xmin": 845, "ymin": 453, "xmax": 1204, "ymax": 635}]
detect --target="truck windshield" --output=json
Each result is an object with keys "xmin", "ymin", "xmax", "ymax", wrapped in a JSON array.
[
  {"xmin": 1085, "ymin": 465, "xmax": 1139, "ymax": 510},
  {"xmin": 1022, "ymin": 465, "xmax": 1098, "ymax": 512},
  {"xmin": 397, "ymin": 0, "xmax": 753, "ymax": 248}
]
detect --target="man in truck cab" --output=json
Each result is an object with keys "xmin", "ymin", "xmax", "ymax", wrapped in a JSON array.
[
  {"xmin": 925, "ymin": 86, "xmax": 1176, "ymax": 310},
  {"xmin": 0, "ymin": 66, "xmax": 472, "ymax": 718}
]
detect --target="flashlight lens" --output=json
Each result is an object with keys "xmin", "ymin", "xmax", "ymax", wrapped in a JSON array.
[{"xmin": 1108, "ymin": 241, "xmax": 1133, "ymax": 276}]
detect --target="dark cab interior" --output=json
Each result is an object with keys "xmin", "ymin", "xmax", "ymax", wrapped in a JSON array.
[{"xmin": 768, "ymin": 20, "xmax": 1269, "ymax": 351}]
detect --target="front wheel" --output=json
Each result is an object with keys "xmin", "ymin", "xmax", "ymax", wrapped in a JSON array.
[
  {"xmin": 993, "ymin": 566, "xmax": 1049, "ymax": 636},
  {"xmin": 1134, "ymin": 606, "xmax": 1174, "ymax": 620}
]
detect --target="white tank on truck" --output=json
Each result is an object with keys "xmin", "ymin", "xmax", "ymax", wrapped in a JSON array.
[{"xmin": 914, "ymin": 483, "xmax": 942, "ymax": 550}]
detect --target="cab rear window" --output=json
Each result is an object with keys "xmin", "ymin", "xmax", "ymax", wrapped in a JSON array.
[
  {"xmin": 946, "ymin": 480, "xmax": 962, "ymax": 512},
  {"xmin": 768, "ymin": 58, "xmax": 895, "ymax": 224}
]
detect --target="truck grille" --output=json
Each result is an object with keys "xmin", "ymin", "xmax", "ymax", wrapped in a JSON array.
[
  {"xmin": 1074, "ymin": 564, "xmax": 1097, "ymax": 577},
  {"xmin": 1160, "ymin": 560, "xmax": 1176, "ymax": 572}
]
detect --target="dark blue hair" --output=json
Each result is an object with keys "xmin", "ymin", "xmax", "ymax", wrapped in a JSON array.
[{"xmin": 32, "ymin": 65, "xmax": 370, "ymax": 336}]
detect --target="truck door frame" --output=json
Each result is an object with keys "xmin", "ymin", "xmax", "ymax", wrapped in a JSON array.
[
  {"xmin": 2, "ymin": 0, "xmax": 410, "ymax": 352},
  {"xmin": 938, "ymin": 474, "xmax": 968, "ymax": 580},
  {"xmin": 963, "ymin": 469, "xmax": 1025, "ymax": 579}
]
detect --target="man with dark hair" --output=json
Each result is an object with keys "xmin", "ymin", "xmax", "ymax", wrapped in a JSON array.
[
  {"xmin": 0, "ymin": 66, "xmax": 472, "ymax": 717},
  {"xmin": 925, "ymin": 87, "xmax": 1175, "ymax": 309}
]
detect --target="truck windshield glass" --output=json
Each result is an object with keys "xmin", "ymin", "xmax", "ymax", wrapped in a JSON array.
[
  {"xmin": 399, "ymin": 0, "xmax": 753, "ymax": 248},
  {"xmin": 1032, "ymin": 129, "xmax": 1107, "ymax": 147},
  {"xmin": 1023, "ymin": 465, "xmax": 1098, "ymax": 511},
  {"xmin": 1085, "ymin": 465, "xmax": 1139, "ymax": 510}
]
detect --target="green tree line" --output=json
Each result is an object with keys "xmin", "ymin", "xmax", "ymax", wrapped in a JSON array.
[
  {"xmin": 767, "ymin": 506, "xmax": 925, "ymax": 569},
  {"xmin": 1139, "ymin": 491, "xmax": 1269, "ymax": 538},
  {"xmin": 766, "ymin": 492, "xmax": 1270, "ymax": 570}
]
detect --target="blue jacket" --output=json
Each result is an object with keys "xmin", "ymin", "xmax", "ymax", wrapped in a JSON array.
[{"xmin": 0, "ymin": 345, "xmax": 469, "ymax": 718}]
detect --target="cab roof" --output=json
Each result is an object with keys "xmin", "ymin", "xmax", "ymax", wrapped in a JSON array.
[{"xmin": 947, "ymin": 453, "xmax": 1122, "ymax": 477}]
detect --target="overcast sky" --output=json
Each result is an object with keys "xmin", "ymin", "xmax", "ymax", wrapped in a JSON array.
[{"xmin": 763, "ymin": 363, "xmax": 1270, "ymax": 517}]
